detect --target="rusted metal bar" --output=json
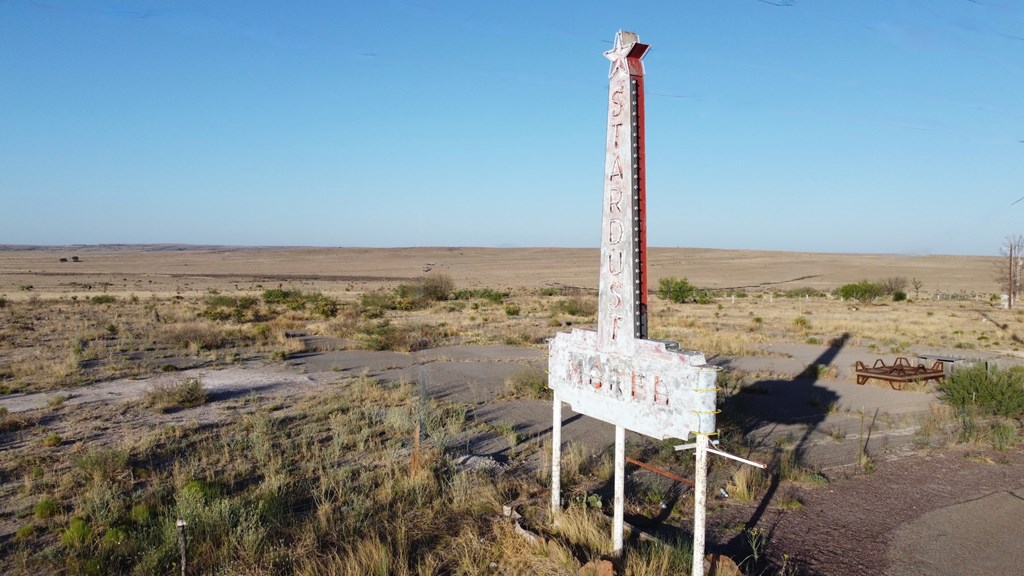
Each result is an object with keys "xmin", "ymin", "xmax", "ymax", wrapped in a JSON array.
[{"xmin": 625, "ymin": 456, "xmax": 695, "ymax": 487}]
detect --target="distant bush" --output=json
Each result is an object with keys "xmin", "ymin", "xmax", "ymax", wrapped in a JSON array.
[
  {"xmin": 360, "ymin": 290, "xmax": 397, "ymax": 311},
  {"xmin": 260, "ymin": 289, "xmax": 338, "ymax": 319},
  {"xmin": 504, "ymin": 304, "xmax": 520, "ymax": 316},
  {"xmin": 780, "ymin": 287, "xmax": 825, "ymax": 298},
  {"xmin": 892, "ymin": 290, "xmax": 908, "ymax": 302},
  {"xmin": 0, "ymin": 295, "xmax": 6, "ymax": 308},
  {"xmin": 657, "ymin": 277, "xmax": 711, "ymax": 304},
  {"xmin": 202, "ymin": 294, "xmax": 260, "ymax": 321},
  {"xmin": 942, "ymin": 365, "xmax": 1024, "ymax": 419},
  {"xmin": 262, "ymin": 288, "xmax": 302, "ymax": 304},
  {"xmin": 880, "ymin": 276, "xmax": 908, "ymax": 294},
  {"xmin": 452, "ymin": 287, "xmax": 508, "ymax": 304},
  {"xmin": 420, "ymin": 274, "xmax": 454, "ymax": 301},
  {"xmin": 309, "ymin": 294, "xmax": 339, "ymax": 319},
  {"xmin": 836, "ymin": 281, "xmax": 885, "ymax": 303},
  {"xmin": 89, "ymin": 295, "xmax": 116, "ymax": 305},
  {"xmin": 357, "ymin": 320, "xmax": 408, "ymax": 351},
  {"xmin": 551, "ymin": 296, "xmax": 597, "ymax": 317},
  {"xmin": 538, "ymin": 287, "xmax": 562, "ymax": 297},
  {"xmin": 160, "ymin": 323, "xmax": 226, "ymax": 350}
]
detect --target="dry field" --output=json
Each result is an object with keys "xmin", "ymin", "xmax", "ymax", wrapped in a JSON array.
[
  {"xmin": 0, "ymin": 245, "xmax": 1004, "ymax": 297},
  {"xmin": 0, "ymin": 246, "xmax": 1021, "ymax": 575}
]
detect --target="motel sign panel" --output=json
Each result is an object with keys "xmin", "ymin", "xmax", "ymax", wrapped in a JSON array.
[{"xmin": 549, "ymin": 330, "xmax": 716, "ymax": 439}]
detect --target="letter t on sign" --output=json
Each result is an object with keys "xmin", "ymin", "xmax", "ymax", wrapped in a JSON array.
[{"xmin": 599, "ymin": 30, "xmax": 649, "ymax": 353}]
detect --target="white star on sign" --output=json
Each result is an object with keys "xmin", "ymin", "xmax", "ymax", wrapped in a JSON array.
[{"xmin": 603, "ymin": 32, "xmax": 633, "ymax": 78}]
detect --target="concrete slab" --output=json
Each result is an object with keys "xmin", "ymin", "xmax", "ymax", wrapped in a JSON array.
[
  {"xmin": 416, "ymin": 345, "xmax": 545, "ymax": 363},
  {"xmin": 885, "ymin": 489, "xmax": 1024, "ymax": 576},
  {"xmin": 286, "ymin": 349, "xmax": 418, "ymax": 376}
]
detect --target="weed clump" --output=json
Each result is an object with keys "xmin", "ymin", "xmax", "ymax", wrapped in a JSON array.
[
  {"xmin": 503, "ymin": 366, "xmax": 550, "ymax": 399},
  {"xmin": 144, "ymin": 377, "xmax": 208, "ymax": 413},
  {"xmin": 551, "ymin": 296, "xmax": 597, "ymax": 317},
  {"xmin": 34, "ymin": 496, "xmax": 58, "ymax": 519}
]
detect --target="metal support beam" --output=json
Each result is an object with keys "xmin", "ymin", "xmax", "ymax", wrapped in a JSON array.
[
  {"xmin": 691, "ymin": 433, "xmax": 709, "ymax": 576},
  {"xmin": 613, "ymin": 424, "xmax": 626, "ymax": 554},
  {"xmin": 551, "ymin": 391, "xmax": 562, "ymax": 513}
]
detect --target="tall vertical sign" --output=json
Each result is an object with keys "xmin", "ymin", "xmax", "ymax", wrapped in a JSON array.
[
  {"xmin": 599, "ymin": 30, "xmax": 649, "ymax": 349},
  {"xmin": 548, "ymin": 31, "xmax": 724, "ymax": 572}
]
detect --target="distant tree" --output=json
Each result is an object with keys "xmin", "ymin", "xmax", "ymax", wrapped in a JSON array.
[
  {"xmin": 911, "ymin": 278, "xmax": 923, "ymax": 300},
  {"xmin": 71, "ymin": 256, "xmax": 80, "ymax": 263},
  {"xmin": 59, "ymin": 258, "xmax": 68, "ymax": 263},
  {"xmin": 996, "ymin": 236, "xmax": 1024, "ymax": 308},
  {"xmin": 880, "ymin": 276, "xmax": 908, "ymax": 295}
]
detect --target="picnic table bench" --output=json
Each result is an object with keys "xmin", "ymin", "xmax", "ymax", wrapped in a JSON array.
[{"xmin": 854, "ymin": 357, "xmax": 946, "ymax": 390}]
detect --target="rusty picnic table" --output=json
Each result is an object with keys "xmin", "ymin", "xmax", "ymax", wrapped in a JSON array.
[{"xmin": 854, "ymin": 357, "xmax": 946, "ymax": 390}]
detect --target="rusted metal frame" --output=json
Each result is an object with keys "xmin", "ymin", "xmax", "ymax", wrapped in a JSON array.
[
  {"xmin": 855, "ymin": 358, "xmax": 945, "ymax": 388},
  {"xmin": 625, "ymin": 456, "xmax": 696, "ymax": 487}
]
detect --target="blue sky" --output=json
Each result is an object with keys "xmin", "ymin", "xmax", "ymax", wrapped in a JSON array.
[{"xmin": 1, "ymin": 1, "xmax": 1022, "ymax": 255}]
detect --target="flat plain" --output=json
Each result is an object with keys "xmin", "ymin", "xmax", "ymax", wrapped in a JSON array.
[
  {"xmin": 0, "ymin": 244, "xmax": 1003, "ymax": 296},
  {"xmin": 1, "ymin": 245, "xmax": 1021, "ymax": 576}
]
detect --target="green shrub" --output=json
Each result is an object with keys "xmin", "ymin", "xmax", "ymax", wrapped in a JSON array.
[
  {"xmin": 309, "ymin": 294, "xmax": 339, "ymax": 319},
  {"xmin": 15, "ymin": 524, "xmax": 36, "ymax": 541},
  {"xmin": 0, "ymin": 295, "xmax": 6, "ymax": 308},
  {"xmin": 658, "ymin": 276, "xmax": 694, "ymax": 302},
  {"xmin": 657, "ymin": 277, "xmax": 699, "ymax": 303},
  {"xmin": 43, "ymin": 433, "xmax": 62, "ymax": 447},
  {"xmin": 129, "ymin": 504, "xmax": 152, "ymax": 525},
  {"xmin": 34, "ymin": 496, "xmax": 58, "ymax": 519},
  {"xmin": 101, "ymin": 526, "xmax": 126, "ymax": 549},
  {"xmin": 892, "ymin": 290, "xmax": 908, "ymax": 302},
  {"xmin": 61, "ymin": 517, "xmax": 92, "ymax": 550},
  {"xmin": 991, "ymin": 421, "xmax": 1017, "ymax": 451},
  {"xmin": 262, "ymin": 288, "xmax": 302, "ymax": 304},
  {"xmin": 941, "ymin": 365, "xmax": 1024, "ymax": 419},
  {"xmin": 837, "ymin": 280, "xmax": 885, "ymax": 303},
  {"xmin": 90, "ymin": 294, "xmax": 116, "ymax": 305},
  {"xmin": 504, "ymin": 304, "xmax": 520, "ymax": 316}
]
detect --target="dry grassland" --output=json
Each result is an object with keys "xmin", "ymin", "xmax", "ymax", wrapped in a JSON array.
[{"xmin": 0, "ymin": 246, "xmax": 1019, "ymax": 575}]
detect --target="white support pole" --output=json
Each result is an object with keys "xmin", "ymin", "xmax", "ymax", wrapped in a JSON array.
[
  {"xmin": 551, "ymin": 392, "xmax": 562, "ymax": 514},
  {"xmin": 691, "ymin": 433, "xmax": 709, "ymax": 576},
  {"xmin": 613, "ymin": 424, "xmax": 626, "ymax": 554}
]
